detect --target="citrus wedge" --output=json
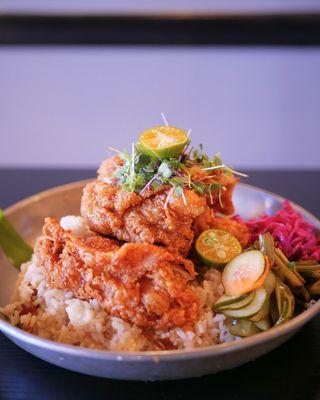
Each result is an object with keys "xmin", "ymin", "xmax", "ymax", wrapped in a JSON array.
[
  {"xmin": 196, "ymin": 229, "xmax": 242, "ymax": 267},
  {"xmin": 138, "ymin": 126, "xmax": 189, "ymax": 159}
]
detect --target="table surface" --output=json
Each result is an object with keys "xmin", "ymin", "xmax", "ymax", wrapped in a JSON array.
[{"xmin": 0, "ymin": 168, "xmax": 319, "ymax": 400}]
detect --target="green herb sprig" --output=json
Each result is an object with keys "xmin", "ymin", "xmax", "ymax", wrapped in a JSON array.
[{"xmin": 111, "ymin": 141, "xmax": 246, "ymax": 207}]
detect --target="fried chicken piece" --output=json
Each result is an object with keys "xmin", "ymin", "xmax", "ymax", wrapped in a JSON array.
[
  {"xmin": 189, "ymin": 164, "xmax": 249, "ymax": 247},
  {"xmin": 81, "ymin": 170, "xmax": 206, "ymax": 257},
  {"xmin": 35, "ymin": 217, "xmax": 200, "ymax": 330},
  {"xmin": 192, "ymin": 204, "xmax": 215, "ymax": 235},
  {"xmin": 193, "ymin": 204, "xmax": 249, "ymax": 248},
  {"xmin": 209, "ymin": 217, "xmax": 250, "ymax": 248},
  {"xmin": 81, "ymin": 157, "xmax": 238, "ymax": 256},
  {"xmin": 188, "ymin": 164, "xmax": 238, "ymax": 215}
]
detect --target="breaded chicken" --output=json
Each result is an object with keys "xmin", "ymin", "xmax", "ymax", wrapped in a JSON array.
[
  {"xmin": 209, "ymin": 217, "xmax": 250, "ymax": 248},
  {"xmin": 187, "ymin": 164, "xmax": 238, "ymax": 216},
  {"xmin": 81, "ymin": 157, "xmax": 239, "ymax": 256},
  {"xmin": 35, "ymin": 218, "xmax": 200, "ymax": 330},
  {"xmin": 81, "ymin": 178, "xmax": 206, "ymax": 257}
]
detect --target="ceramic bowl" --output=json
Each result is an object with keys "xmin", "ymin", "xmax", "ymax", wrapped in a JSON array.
[{"xmin": 0, "ymin": 181, "xmax": 319, "ymax": 381}]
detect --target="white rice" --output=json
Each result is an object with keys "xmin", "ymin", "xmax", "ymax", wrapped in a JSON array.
[{"xmin": 1, "ymin": 216, "xmax": 237, "ymax": 351}]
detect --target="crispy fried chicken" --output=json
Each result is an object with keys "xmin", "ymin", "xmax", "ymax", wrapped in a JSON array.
[
  {"xmin": 81, "ymin": 179, "xmax": 206, "ymax": 257},
  {"xmin": 35, "ymin": 217, "xmax": 200, "ymax": 330},
  {"xmin": 81, "ymin": 157, "xmax": 247, "ymax": 256},
  {"xmin": 193, "ymin": 205, "xmax": 250, "ymax": 248}
]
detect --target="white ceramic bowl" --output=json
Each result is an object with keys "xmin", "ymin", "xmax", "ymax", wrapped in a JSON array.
[{"xmin": 0, "ymin": 181, "xmax": 319, "ymax": 381}]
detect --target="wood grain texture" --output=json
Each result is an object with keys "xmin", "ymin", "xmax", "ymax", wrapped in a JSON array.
[{"xmin": 0, "ymin": 168, "xmax": 319, "ymax": 400}]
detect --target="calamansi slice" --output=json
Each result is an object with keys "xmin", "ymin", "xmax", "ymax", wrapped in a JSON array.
[
  {"xmin": 196, "ymin": 229, "xmax": 242, "ymax": 267},
  {"xmin": 138, "ymin": 126, "xmax": 189, "ymax": 159}
]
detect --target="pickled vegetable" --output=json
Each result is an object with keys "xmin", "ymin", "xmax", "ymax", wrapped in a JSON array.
[
  {"xmin": 274, "ymin": 279, "xmax": 295, "ymax": 326},
  {"xmin": 259, "ymin": 233, "xmax": 275, "ymax": 268},
  {"xmin": 229, "ymin": 319, "xmax": 261, "ymax": 337},
  {"xmin": 214, "ymin": 291, "xmax": 255, "ymax": 311},
  {"xmin": 308, "ymin": 280, "xmax": 320, "ymax": 296},
  {"xmin": 222, "ymin": 250, "xmax": 268, "ymax": 296},
  {"xmin": 222, "ymin": 287, "xmax": 267, "ymax": 319},
  {"xmin": 264, "ymin": 271, "xmax": 276, "ymax": 296},
  {"xmin": 254, "ymin": 317, "xmax": 272, "ymax": 331},
  {"xmin": 250, "ymin": 297, "xmax": 270, "ymax": 322},
  {"xmin": 274, "ymin": 248, "xmax": 304, "ymax": 288}
]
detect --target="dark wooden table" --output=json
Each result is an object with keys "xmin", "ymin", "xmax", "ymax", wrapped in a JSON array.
[{"xmin": 0, "ymin": 168, "xmax": 319, "ymax": 400}]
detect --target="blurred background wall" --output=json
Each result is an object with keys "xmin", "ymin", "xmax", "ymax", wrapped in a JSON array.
[
  {"xmin": 1, "ymin": 47, "xmax": 319, "ymax": 169},
  {"xmin": 1, "ymin": 1, "xmax": 319, "ymax": 170}
]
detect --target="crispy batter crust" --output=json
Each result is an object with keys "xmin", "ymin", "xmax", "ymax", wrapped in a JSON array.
[
  {"xmin": 35, "ymin": 218, "xmax": 200, "ymax": 330},
  {"xmin": 208, "ymin": 217, "xmax": 250, "ymax": 248},
  {"xmin": 81, "ymin": 157, "xmax": 239, "ymax": 256},
  {"xmin": 81, "ymin": 179, "xmax": 206, "ymax": 257}
]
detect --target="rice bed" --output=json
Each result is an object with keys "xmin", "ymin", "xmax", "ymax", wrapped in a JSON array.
[
  {"xmin": 1, "ymin": 257, "xmax": 238, "ymax": 351},
  {"xmin": 1, "ymin": 216, "xmax": 237, "ymax": 351}
]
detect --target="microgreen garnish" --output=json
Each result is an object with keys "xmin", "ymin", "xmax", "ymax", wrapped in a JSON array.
[
  {"xmin": 111, "ymin": 138, "xmax": 246, "ymax": 208},
  {"xmin": 161, "ymin": 112, "xmax": 169, "ymax": 127},
  {"xmin": 158, "ymin": 162, "xmax": 173, "ymax": 179}
]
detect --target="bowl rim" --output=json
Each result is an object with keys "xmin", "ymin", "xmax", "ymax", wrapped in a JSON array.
[{"xmin": 0, "ymin": 179, "xmax": 319, "ymax": 362}]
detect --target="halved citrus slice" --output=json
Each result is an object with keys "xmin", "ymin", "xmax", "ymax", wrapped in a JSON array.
[
  {"xmin": 196, "ymin": 229, "xmax": 242, "ymax": 267},
  {"xmin": 138, "ymin": 126, "xmax": 189, "ymax": 159}
]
